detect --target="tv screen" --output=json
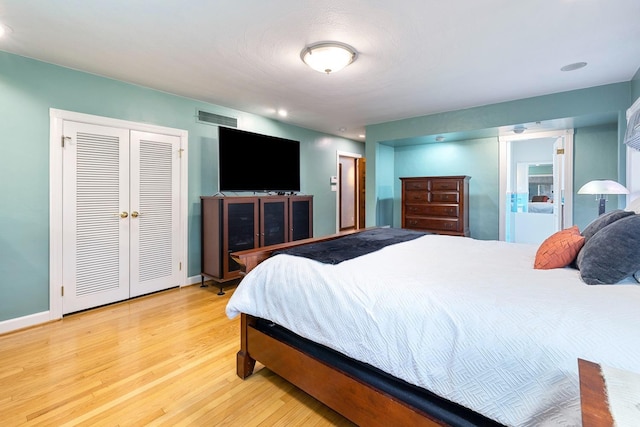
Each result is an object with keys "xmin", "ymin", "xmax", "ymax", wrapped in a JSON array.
[{"xmin": 218, "ymin": 127, "xmax": 301, "ymax": 193}]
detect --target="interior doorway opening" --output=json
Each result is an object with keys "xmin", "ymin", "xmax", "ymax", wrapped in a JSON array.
[
  {"xmin": 499, "ymin": 129, "xmax": 574, "ymax": 244},
  {"xmin": 336, "ymin": 152, "xmax": 365, "ymax": 233}
]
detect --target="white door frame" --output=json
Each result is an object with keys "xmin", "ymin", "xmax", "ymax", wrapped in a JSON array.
[
  {"xmin": 49, "ymin": 109, "xmax": 188, "ymax": 321},
  {"xmin": 335, "ymin": 151, "xmax": 362, "ymax": 233},
  {"xmin": 498, "ymin": 129, "xmax": 574, "ymax": 241}
]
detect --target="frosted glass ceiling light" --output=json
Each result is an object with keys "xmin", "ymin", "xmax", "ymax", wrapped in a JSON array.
[{"xmin": 300, "ymin": 42, "xmax": 357, "ymax": 74}]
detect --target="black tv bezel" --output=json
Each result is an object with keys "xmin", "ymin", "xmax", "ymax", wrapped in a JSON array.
[{"xmin": 218, "ymin": 126, "xmax": 301, "ymax": 193}]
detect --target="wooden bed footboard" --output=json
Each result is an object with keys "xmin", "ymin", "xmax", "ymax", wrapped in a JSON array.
[
  {"xmin": 236, "ymin": 313, "xmax": 442, "ymax": 426},
  {"xmin": 231, "ymin": 229, "xmax": 448, "ymax": 426}
]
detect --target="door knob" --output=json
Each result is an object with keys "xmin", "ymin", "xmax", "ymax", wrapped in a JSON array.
[
  {"xmin": 131, "ymin": 211, "xmax": 139, "ymax": 218},
  {"xmin": 120, "ymin": 212, "xmax": 129, "ymax": 218}
]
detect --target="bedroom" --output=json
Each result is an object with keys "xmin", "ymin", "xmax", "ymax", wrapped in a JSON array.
[{"xmin": 1, "ymin": 1, "xmax": 640, "ymax": 424}]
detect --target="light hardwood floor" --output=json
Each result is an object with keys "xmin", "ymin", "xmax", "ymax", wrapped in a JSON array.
[{"xmin": 0, "ymin": 284, "xmax": 355, "ymax": 426}]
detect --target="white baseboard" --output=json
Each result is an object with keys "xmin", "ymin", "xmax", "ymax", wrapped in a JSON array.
[
  {"xmin": 2, "ymin": 278, "xmax": 208, "ymax": 335},
  {"xmin": 0, "ymin": 311, "xmax": 53, "ymax": 335},
  {"xmin": 185, "ymin": 274, "xmax": 205, "ymax": 286}
]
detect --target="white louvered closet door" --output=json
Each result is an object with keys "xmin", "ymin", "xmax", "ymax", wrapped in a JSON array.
[
  {"xmin": 62, "ymin": 121, "xmax": 131, "ymax": 314},
  {"xmin": 62, "ymin": 123, "xmax": 181, "ymax": 314},
  {"xmin": 129, "ymin": 131, "xmax": 180, "ymax": 298}
]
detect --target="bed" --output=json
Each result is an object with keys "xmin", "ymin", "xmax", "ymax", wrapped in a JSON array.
[
  {"xmin": 527, "ymin": 201, "xmax": 554, "ymax": 214},
  {"xmin": 226, "ymin": 226, "xmax": 640, "ymax": 426}
]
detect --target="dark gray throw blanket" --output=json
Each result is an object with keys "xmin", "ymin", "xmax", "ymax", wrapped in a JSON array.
[{"xmin": 274, "ymin": 227, "xmax": 429, "ymax": 264}]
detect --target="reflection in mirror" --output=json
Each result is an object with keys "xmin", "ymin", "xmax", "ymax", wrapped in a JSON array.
[{"xmin": 528, "ymin": 164, "xmax": 554, "ymax": 213}]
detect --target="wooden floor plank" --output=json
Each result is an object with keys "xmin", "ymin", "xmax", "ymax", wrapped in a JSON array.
[{"xmin": 0, "ymin": 285, "xmax": 355, "ymax": 426}]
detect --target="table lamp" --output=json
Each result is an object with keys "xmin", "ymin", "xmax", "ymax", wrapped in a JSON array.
[{"xmin": 577, "ymin": 180, "xmax": 629, "ymax": 215}]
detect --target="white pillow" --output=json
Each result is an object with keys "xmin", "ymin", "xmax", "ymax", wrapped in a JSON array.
[{"xmin": 625, "ymin": 197, "xmax": 640, "ymax": 213}]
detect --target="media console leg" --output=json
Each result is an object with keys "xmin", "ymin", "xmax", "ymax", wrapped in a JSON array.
[
  {"xmin": 200, "ymin": 275, "xmax": 208, "ymax": 288},
  {"xmin": 217, "ymin": 285, "xmax": 225, "ymax": 296}
]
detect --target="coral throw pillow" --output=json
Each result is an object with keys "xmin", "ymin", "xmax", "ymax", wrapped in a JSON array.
[{"xmin": 534, "ymin": 226, "xmax": 585, "ymax": 270}]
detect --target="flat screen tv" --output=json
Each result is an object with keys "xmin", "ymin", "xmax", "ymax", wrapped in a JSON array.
[{"xmin": 218, "ymin": 127, "xmax": 301, "ymax": 193}]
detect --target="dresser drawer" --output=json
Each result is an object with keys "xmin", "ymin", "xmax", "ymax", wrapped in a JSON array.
[
  {"xmin": 404, "ymin": 190, "xmax": 428, "ymax": 202},
  {"xmin": 404, "ymin": 180, "xmax": 429, "ymax": 191},
  {"xmin": 404, "ymin": 217, "xmax": 461, "ymax": 232},
  {"xmin": 429, "ymin": 192, "xmax": 459, "ymax": 203},
  {"xmin": 405, "ymin": 204, "xmax": 459, "ymax": 217},
  {"xmin": 429, "ymin": 179, "xmax": 460, "ymax": 191}
]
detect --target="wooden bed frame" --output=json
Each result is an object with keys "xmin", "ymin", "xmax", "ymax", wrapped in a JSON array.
[{"xmin": 230, "ymin": 229, "xmax": 460, "ymax": 426}]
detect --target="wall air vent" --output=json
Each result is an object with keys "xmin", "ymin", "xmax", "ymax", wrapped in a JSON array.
[{"xmin": 196, "ymin": 110, "xmax": 238, "ymax": 128}]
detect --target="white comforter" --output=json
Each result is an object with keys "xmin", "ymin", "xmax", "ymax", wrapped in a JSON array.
[{"xmin": 226, "ymin": 234, "xmax": 640, "ymax": 426}]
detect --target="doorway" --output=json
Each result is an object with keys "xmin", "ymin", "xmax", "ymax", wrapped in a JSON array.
[
  {"xmin": 336, "ymin": 152, "xmax": 365, "ymax": 232},
  {"xmin": 50, "ymin": 109, "xmax": 188, "ymax": 318},
  {"xmin": 499, "ymin": 129, "xmax": 574, "ymax": 244}
]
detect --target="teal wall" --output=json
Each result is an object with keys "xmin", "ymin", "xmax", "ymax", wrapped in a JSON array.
[
  {"xmin": 393, "ymin": 138, "xmax": 499, "ymax": 240},
  {"xmin": 365, "ymin": 82, "xmax": 634, "ymax": 239},
  {"xmin": 0, "ymin": 51, "xmax": 364, "ymax": 323},
  {"xmin": 573, "ymin": 124, "xmax": 623, "ymax": 229}
]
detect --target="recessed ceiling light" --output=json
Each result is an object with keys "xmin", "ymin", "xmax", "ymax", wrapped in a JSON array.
[
  {"xmin": 560, "ymin": 62, "xmax": 587, "ymax": 72},
  {"xmin": 358, "ymin": 134, "xmax": 365, "ymax": 139},
  {"xmin": 277, "ymin": 109, "xmax": 288, "ymax": 117},
  {"xmin": 338, "ymin": 127, "xmax": 347, "ymax": 132},
  {"xmin": 435, "ymin": 136, "xmax": 445, "ymax": 142}
]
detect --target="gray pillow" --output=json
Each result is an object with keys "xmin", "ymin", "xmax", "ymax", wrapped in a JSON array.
[
  {"xmin": 577, "ymin": 214, "xmax": 640, "ymax": 284},
  {"xmin": 581, "ymin": 209, "xmax": 634, "ymax": 243}
]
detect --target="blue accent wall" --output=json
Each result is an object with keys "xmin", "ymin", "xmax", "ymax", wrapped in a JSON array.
[
  {"xmin": 573, "ymin": 124, "xmax": 621, "ymax": 229},
  {"xmin": 0, "ymin": 51, "xmax": 364, "ymax": 323},
  {"xmin": 394, "ymin": 138, "xmax": 498, "ymax": 240}
]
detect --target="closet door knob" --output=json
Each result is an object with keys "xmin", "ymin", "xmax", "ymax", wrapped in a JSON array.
[
  {"xmin": 120, "ymin": 211, "xmax": 129, "ymax": 218},
  {"xmin": 131, "ymin": 211, "xmax": 139, "ymax": 218}
]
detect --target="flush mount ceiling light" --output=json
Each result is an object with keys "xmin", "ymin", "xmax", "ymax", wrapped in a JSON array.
[
  {"xmin": 300, "ymin": 42, "xmax": 358, "ymax": 74},
  {"xmin": 513, "ymin": 125, "xmax": 527, "ymax": 134}
]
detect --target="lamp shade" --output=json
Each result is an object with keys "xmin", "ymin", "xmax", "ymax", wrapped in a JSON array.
[
  {"xmin": 300, "ymin": 42, "xmax": 357, "ymax": 74},
  {"xmin": 577, "ymin": 180, "xmax": 629, "ymax": 195}
]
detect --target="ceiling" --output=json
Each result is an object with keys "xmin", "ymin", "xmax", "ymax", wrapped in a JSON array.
[{"xmin": 0, "ymin": 0, "xmax": 639, "ymax": 141}]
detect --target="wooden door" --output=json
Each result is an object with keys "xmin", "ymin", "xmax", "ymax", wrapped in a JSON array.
[{"xmin": 358, "ymin": 157, "xmax": 366, "ymax": 229}]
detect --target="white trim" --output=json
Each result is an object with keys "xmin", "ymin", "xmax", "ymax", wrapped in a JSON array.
[
  {"xmin": 627, "ymin": 96, "xmax": 640, "ymax": 120},
  {"xmin": 335, "ymin": 151, "xmax": 362, "ymax": 233},
  {"xmin": 498, "ymin": 129, "xmax": 574, "ymax": 241},
  {"xmin": 48, "ymin": 109, "xmax": 188, "ymax": 327},
  {"xmin": 186, "ymin": 274, "xmax": 204, "ymax": 286},
  {"xmin": 50, "ymin": 114, "xmax": 64, "ymax": 321},
  {"xmin": 0, "ymin": 311, "xmax": 51, "ymax": 335},
  {"xmin": 627, "ymin": 146, "xmax": 640, "ymax": 203}
]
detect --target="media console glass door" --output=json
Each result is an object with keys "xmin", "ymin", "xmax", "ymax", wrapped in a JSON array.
[{"xmin": 224, "ymin": 199, "xmax": 259, "ymax": 274}]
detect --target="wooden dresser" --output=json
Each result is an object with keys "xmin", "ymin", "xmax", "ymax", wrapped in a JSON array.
[{"xmin": 401, "ymin": 176, "xmax": 470, "ymax": 237}]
